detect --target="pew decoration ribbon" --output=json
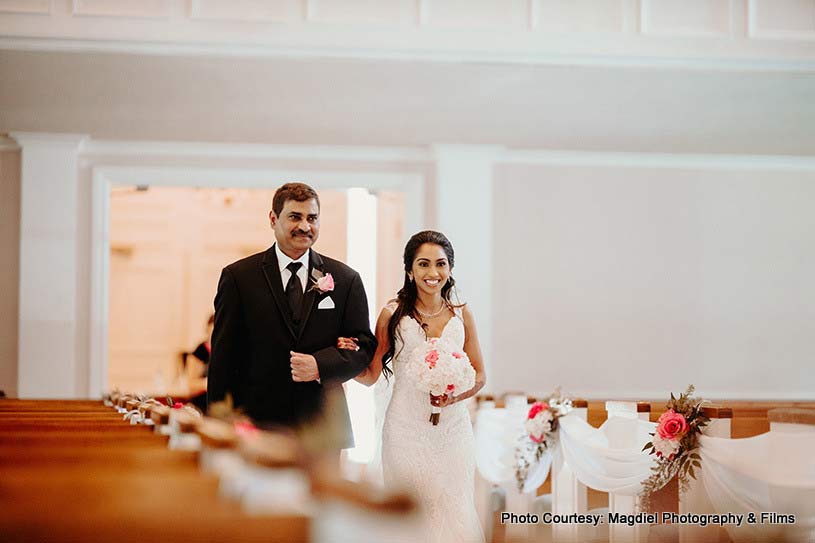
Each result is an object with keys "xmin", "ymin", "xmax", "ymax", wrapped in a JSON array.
[
  {"xmin": 514, "ymin": 390, "xmax": 573, "ymax": 491},
  {"xmin": 103, "ymin": 388, "xmax": 117, "ymax": 407},
  {"xmin": 639, "ymin": 384, "xmax": 709, "ymax": 511},
  {"xmin": 123, "ymin": 396, "xmax": 162, "ymax": 424}
]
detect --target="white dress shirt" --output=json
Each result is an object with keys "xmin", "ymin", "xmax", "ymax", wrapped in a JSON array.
[
  {"xmin": 276, "ymin": 244, "xmax": 320, "ymax": 382},
  {"xmin": 275, "ymin": 244, "xmax": 310, "ymax": 293}
]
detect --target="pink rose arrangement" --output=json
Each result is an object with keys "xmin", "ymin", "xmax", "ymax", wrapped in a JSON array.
[
  {"xmin": 514, "ymin": 390, "xmax": 573, "ymax": 492},
  {"xmin": 651, "ymin": 409, "xmax": 689, "ymax": 460},
  {"xmin": 640, "ymin": 385, "xmax": 709, "ymax": 511},
  {"xmin": 525, "ymin": 402, "xmax": 555, "ymax": 444}
]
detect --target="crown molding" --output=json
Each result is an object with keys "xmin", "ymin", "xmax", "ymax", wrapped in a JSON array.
[
  {"xmin": 501, "ymin": 149, "xmax": 815, "ymax": 171},
  {"xmin": 9, "ymin": 131, "xmax": 89, "ymax": 149},
  {"xmin": 2, "ymin": 35, "xmax": 814, "ymax": 73},
  {"xmin": 82, "ymin": 139, "xmax": 431, "ymax": 163}
]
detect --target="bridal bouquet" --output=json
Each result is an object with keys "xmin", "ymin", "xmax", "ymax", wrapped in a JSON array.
[{"xmin": 406, "ymin": 337, "xmax": 475, "ymax": 425}]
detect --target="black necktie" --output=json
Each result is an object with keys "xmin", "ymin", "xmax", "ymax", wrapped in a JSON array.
[{"xmin": 285, "ymin": 262, "xmax": 304, "ymax": 323}]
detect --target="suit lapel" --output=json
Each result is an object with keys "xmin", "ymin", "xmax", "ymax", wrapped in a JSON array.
[
  {"xmin": 296, "ymin": 251, "xmax": 325, "ymax": 341},
  {"xmin": 261, "ymin": 245, "xmax": 297, "ymax": 339}
]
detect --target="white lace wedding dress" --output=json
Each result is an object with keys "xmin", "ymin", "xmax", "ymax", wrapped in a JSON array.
[{"xmin": 381, "ymin": 307, "xmax": 484, "ymax": 543}]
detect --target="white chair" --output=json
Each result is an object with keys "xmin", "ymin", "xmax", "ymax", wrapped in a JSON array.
[
  {"xmin": 604, "ymin": 401, "xmax": 651, "ymax": 543},
  {"xmin": 550, "ymin": 399, "xmax": 589, "ymax": 543},
  {"xmin": 474, "ymin": 392, "xmax": 543, "ymax": 542},
  {"xmin": 552, "ymin": 400, "xmax": 654, "ymax": 543}
]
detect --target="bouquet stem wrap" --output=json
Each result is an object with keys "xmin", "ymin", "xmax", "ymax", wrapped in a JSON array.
[
  {"xmin": 430, "ymin": 406, "xmax": 441, "ymax": 425},
  {"xmin": 429, "ymin": 394, "xmax": 447, "ymax": 425}
]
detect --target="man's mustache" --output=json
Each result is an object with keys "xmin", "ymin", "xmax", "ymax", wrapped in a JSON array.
[{"xmin": 292, "ymin": 231, "xmax": 312, "ymax": 237}]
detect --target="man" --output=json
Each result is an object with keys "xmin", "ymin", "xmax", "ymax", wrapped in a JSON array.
[{"xmin": 207, "ymin": 182, "xmax": 376, "ymax": 448}]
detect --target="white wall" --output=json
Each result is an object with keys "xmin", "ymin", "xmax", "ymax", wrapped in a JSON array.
[
  {"xmin": 13, "ymin": 133, "xmax": 85, "ymax": 398},
  {"xmin": 492, "ymin": 161, "xmax": 815, "ymax": 400}
]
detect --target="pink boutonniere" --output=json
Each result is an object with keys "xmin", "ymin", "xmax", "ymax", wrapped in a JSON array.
[{"xmin": 309, "ymin": 269, "xmax": 335, "ymax": 294}]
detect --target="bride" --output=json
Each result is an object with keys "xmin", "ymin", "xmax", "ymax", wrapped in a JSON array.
[{"xmin": 340, "ymin": 230, "xmax": 486, "ymax": 543}]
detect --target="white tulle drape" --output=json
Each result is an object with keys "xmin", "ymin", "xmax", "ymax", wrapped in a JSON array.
[
  {"xmin": 475, "ymin": 406, "xmax": 658, "ymax": 496},
  {"xmin": 557, "ymin": 415, "xmax": 657, "ymax": 495},
  {"xmin": 699, "ymin": 431, "xmax": 815, "ymax": 542}
]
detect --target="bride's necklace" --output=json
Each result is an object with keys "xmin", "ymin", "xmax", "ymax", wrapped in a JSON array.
[{"xmin": 416, "ymin": 302, "xmax": 446, "ymax": 319}]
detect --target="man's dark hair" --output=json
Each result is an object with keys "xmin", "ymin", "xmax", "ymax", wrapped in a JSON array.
[{"xmin": 272, "ymin": 182, "xmax": 320, "ymax": 216}]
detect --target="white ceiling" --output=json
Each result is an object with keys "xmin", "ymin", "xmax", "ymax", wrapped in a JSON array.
[{"xmin": 1, "ymin": 49, "xmax": 814, "ymax": 155}]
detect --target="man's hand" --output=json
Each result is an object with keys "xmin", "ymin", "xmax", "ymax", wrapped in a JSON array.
[
  {"xmin": 336, "ymin": 337, "xmax": 359, "ymax": 351},
  {"xmin": 290, "ymin": 351, "xmax": 320, "ymax": 382}
]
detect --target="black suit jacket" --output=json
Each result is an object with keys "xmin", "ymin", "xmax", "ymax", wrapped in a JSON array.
[{"xmin": 207, "ymin": 245, "xmax": 376, "ymax": 447}]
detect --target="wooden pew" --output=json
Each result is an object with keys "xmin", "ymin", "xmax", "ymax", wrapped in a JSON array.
[{"xmin": 0, "ymin": 399, "xmax": 309, "ymax": 542}]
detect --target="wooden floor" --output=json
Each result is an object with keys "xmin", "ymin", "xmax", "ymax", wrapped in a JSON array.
[{"xmin": 0, "ymin": 399, "xmax": 309, "ymax": 542}]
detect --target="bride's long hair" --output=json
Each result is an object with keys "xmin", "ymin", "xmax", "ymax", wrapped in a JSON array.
[{"xmin": 382, "ymin": 230, "xmax": 462, "ymax": 379}]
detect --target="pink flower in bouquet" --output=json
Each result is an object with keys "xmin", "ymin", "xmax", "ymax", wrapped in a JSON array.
[
  {"xmin": 656, "ymin": 409, "xmax": 688, "ymax": 441},
  {"xmin": 527, "ymin": 402, "xmax": 550, "ymax": 420},
  {"xmin": 425, "ymin": 350, "xmax": 439, "ymax": 368},
  {"xmin": 452, "ymin": 351, "xmax": 463, "ymax": 359},
  {"xmin": 525, "ymin": 403, "xmax": 554, "ymax": 443},
  {"xmin": 315, "ymin": 273, "xmax": 334, "ymax": 293}
]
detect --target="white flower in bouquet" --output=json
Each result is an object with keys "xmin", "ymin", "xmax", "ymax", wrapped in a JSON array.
[{"xmin": 651, "ymin": 434, "xmax": 680, "ymax": 460}]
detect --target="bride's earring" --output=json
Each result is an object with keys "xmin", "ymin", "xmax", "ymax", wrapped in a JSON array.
[{"xmin": 408, "ymin": 274, "xmax": 414, "ymax": 283}]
